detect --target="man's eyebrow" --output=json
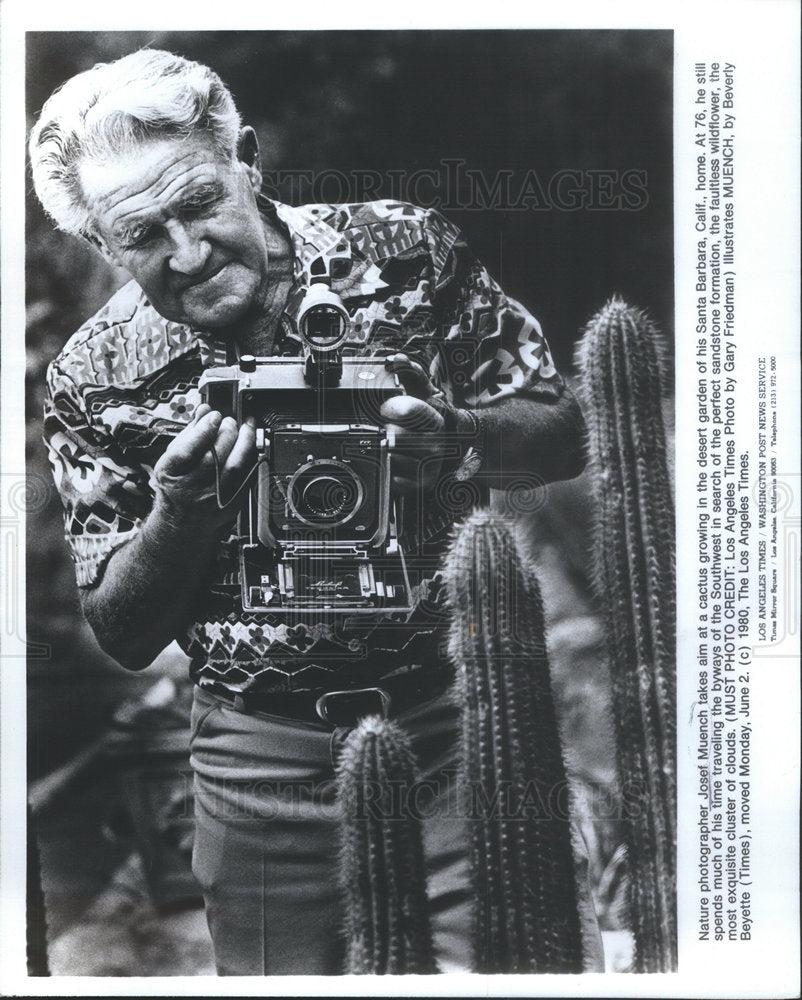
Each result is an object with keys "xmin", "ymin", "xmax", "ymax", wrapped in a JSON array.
[
  {"xmin": 181, "ymin": 181, "xmax": 224, "ymax": 204},
  {"xmin": 112, "ymin": 218, "xmax": 152, "ymax": 245},
  {"xmin": 111, "ymin": 180, "xmax": 225, "ymax": 244}
]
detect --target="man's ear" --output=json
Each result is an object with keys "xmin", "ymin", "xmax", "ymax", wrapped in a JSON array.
[{"xmin": 237, "ymin": 126, "xmax": 262, "ymax": 194}]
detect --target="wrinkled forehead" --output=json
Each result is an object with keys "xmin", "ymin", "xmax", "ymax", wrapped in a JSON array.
[{"xmin": 77, "ymin": 133, "xmax": 235, "ymax": 231}]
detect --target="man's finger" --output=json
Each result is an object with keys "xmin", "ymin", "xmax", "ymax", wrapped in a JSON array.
[
  {"xmin": 161, "ymin": 410, "xmax": 223, "ymax": 473},
  {"xmin": 388, "ymin": 428, "xmax": 441, "ymax": 460},
  {"xmin": 391, "ymin": 453, "xmax": 425, "ymax": 479},
  {"xmin": 209, "ymin": 416, "xmax": 239, "ymax": 467},
  {"xmin": 192, "ymin": 402, "xmax": 212, "ymax": 424},
  {"xmin": 381, "ymin": 395, "xmax": 444, "ymax": 432},
  {"xmin": 391, "ymin": 449, "xmax": 443, "ymax": 478},
  {"xmin": 221, "ymin": 418, "xmax": 256, "ymax": 478},
  {"xmin": 391, "ymin": 473, "xmax": 419, "ymax": 496},
  {"xmin": 384, "ymin": 353, "xmax": 435, "ymax": 399}
]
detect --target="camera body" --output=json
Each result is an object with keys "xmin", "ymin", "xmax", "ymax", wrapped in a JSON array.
[{"xmin": 199, "ymin": 339, "xmax": 413, "ymax": 616}]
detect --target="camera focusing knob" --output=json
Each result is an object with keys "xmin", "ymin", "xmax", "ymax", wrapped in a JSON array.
[{"xmin": 239, "ymin": 354, "xmax": 257, "ymax": 373}]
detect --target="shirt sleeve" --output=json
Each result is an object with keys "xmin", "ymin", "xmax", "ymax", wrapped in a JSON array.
[
  {"xmin": 43, "ymin": 359, "xmax": 153, "ymax": 588},
  {"xmin": 421, "ymin": 208, "xmax": 565, "ymax": 408}
]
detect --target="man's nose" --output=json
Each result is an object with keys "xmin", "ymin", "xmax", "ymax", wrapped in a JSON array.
[{"xmin": 165, "ymin": 221, "xmax": 211, "ymax": 275}]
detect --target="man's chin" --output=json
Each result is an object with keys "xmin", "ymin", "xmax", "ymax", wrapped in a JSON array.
[{"xmin": 162, "ymin": 291, "xmax": 255, "ymax": 331}]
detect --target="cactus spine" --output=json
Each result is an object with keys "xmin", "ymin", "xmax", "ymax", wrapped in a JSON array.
[
  {"xmin": 575, "ymin": 297, "xmax": 677, "ymax": 972},
  {"xmin": 444, "ymin": 510, "xmax": 584, "ymax": 974},
  {"xmin": 336, "ymin": 715, "xmax": 438, "ymax": 975}
]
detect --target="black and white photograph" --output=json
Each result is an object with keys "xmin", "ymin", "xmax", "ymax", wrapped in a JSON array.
[
  {"xmin": 22, "ymin": 28, "xmax": 674, "ymax": 979},
  {"xmin": 1, "ymin": 5, "xmax": 798, "ymax": 997}
]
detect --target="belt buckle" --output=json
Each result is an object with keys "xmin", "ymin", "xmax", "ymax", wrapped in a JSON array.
[{"xmin": 315, "ymin": 686, "xmax": 391, "ymax": 726}]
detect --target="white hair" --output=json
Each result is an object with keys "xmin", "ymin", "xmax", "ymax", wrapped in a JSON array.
[{"xmin": 29, "ymin": 48, "xmax": 242, "ymax": 237}]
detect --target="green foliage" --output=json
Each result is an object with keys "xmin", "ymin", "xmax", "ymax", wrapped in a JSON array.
[
  {"xmin": 444, "ymin": 510, "xmax": 584, "ymax": 973},
  {"xmin": 575, "ymin": 297, "xmax": 677, "ymax": 972},
  {"xmin": 336, "ymin": 716, "xmax": 438, "ymax": 975}
]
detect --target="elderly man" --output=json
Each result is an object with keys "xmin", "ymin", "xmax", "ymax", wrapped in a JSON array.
[{"xmin": 30, "ymin": 49, "xmax": 592, "ymax": 975}]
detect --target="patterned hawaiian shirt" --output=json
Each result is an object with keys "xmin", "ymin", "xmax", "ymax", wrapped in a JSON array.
[{"xmin": 44, "ymin": 200, "xmax": 564, "ymax": 693}]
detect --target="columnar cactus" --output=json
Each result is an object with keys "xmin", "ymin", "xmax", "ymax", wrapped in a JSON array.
[
  {"xmin": 444, "ymin": 510, "xmax": 584, "ymax": 974},
  {"xmin": 574, "ymin": 297, "xmax": 677, "ymax": 972},
  {"xmin": 336, "ymin": 715, "xmax": 438, "ymax": 975}
]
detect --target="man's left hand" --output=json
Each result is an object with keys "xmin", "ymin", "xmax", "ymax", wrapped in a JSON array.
[
  {"xmin": 380, "ymin": 353, "xmax": 456, "ymax": 495},
  {"xmin": 380, "ymin": 393, "xmax": 446, "ymax": 495}
]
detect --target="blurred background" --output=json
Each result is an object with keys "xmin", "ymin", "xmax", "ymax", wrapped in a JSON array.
[{"xmin": 25, "ymin": 29, "xmax": 673, "ymax": 974}]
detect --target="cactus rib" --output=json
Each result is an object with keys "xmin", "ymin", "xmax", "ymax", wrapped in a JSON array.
[
  {"xmin": 336, "ymin": 715, "xmax": 438, "ymax": 975},
  {"xmin": 575, "ymin": 297, "xmax": 677, "ymax": 972},
  {"xmin": 444, "ymin": 511, "xmax": 585, "ymax": 973}
]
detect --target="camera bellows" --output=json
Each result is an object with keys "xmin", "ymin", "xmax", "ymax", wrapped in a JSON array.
[
  {"xmin": 574, "ymin": 298, "xmax": 677, "ymax": 972},
  {"xmin": 336, "ymin": 716, "xmax": 438, "ymax": 975},
  {"xmin": 444, "ymin": 510, "xmax": 584, "ymax": 973}
]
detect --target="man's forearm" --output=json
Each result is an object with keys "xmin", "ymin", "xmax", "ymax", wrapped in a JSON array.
[
  {"xmin": 80, "ymin": 498, "xmax": 222, "ymax": 671},
  {"xmin": 467, "ymin": 387, "xmax": 587, "ymax": 485}
]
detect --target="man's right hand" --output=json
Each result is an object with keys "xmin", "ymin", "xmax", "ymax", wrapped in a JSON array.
[
  {"xmin": 80, "ymin": 400, "xmax": 255, "ymax": 670},
  {"xmin": 152, "ymin": 403, "xmax": 256, "ymax": 530}
]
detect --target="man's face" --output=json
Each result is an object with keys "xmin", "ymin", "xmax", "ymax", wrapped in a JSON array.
[{"xmin": 80, "ymin": 134, "xmax": 270, "ymax": 329}]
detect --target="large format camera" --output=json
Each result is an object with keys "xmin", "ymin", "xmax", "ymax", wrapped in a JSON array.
[{"xmin": 199, "ymin": 281, "xmax": 413, "ymax": 615}]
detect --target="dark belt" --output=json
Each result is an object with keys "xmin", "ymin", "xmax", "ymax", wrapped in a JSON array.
[{"xmin": 201, "ymin": 666, "xmax": 453, "ymax": 728}]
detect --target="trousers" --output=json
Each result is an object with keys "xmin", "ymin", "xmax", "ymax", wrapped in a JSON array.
[{"xmin": 189, "ymin": 683, "xmax": 603, "ymax": 976}]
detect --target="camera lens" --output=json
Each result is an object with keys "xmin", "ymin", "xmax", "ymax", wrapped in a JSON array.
[
  {"xmin": 302, "ymin": 305, "xmax": 347, "ymax": 347},
  {"xmin": 288, "ymin": 461, "xmax": 364, "ymax": 526},
  {"xmin": 302, "ymin": 475, "xmax": 356, "ymax": 518}
]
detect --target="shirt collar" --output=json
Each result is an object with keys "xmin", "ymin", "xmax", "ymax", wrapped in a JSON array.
[
  {"xmin": 269, "ymin": 200, "xmax": 389, "ymax": 300},
  {"xmin": 197, "ymin": 201, "xmax": 391, "ymax": 364}
]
